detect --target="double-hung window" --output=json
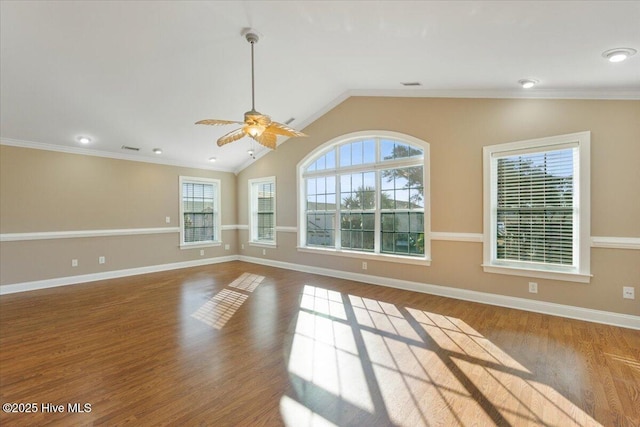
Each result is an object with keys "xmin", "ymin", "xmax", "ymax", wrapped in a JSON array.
[
  {"xmin": 299, "ymin": 131, "xmax": 430, "ymax": 264},
  {"xmin": 249, "ymin": 177, "xmax": 276, "ymax": 245},
  {"xmin": 483, "ymin": 131, "xmax": 591, "ymax": 282},
  {"xmin": 179, "ymin": 176, "xmax": 221, "ymax": 248}
]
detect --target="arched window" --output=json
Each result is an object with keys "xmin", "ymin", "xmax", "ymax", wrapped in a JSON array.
[{"xmin": 298, "ymin": 131, "xmax": 430, "ymax": 264}]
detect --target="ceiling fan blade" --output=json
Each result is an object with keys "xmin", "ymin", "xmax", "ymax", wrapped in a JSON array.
[
  {"xmin": 196, "ymin": 119, "xmax": 244, "ymax": 126},
  {"xmin": 217, "ymin": 128, "xmax": 247, "ymax": 146},
  {"xmin": 265, "ymin": 121, "xmax": 307, "ymax": 138},
  {"xmin": 251, "ymin": 132, "xmax": 277, "ymax": 150}
]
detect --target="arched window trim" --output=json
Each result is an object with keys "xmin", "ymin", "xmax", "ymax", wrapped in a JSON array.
[{"xmin": 297, "ymin": 130, "xmax": 431, "ymax": 266}]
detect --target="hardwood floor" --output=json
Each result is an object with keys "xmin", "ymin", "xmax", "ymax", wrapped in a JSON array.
[{"xmin": 1, "ymin": 261, "xmax": 638, "ymax": 426}]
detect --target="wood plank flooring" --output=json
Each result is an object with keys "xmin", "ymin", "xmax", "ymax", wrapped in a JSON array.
[{"xmin": 1, "ymin": 261, "xmax": 638, "ymax": 426}]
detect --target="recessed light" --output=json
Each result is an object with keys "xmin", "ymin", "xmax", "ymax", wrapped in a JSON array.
[
  {"xmin": 208, "ymin": 157, "xmax": 217, "ymax": 162},
  {"xmin": 518, "ymin": 79, "xmax": 539, "ymax": 89},
  {"xmin": 78, "ymin": 136, "xmax": 91, "ymax": 144},
  {"xmin": 602, "ymin": 48, "xmax": 637, "ymax": 63},
  {"xmin": 153, "ymin": 148, "xmax": 162, "ymax": 154}
]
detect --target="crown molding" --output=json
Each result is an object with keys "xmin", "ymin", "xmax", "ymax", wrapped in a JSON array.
[
  {"xmin": 0, "ymin": 138, "xmax": 237, "ymax": 173},
  {"xmin": 346, "ymin": 88, "xmax": 640, "ymax": 100}
]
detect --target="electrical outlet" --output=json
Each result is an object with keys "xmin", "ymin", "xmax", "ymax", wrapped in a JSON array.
[
  {"xmin": 623, "ymin": 286, "xmax": 635, "ymax": 300},
  {"xmin": 362, "ymin": 261, "xmax": 367, "ymax": 270},
  {"xmin": 224, "ymin": 244, "xmax": 230, "ymax": 251},
  {"xmin": 71, "ymin": 259, "xmax": 78, "ymax": 267},
  {"xmin": 241, "ymin": 244, "xmax": 245, "ymax": 250},
  {"xmin": 99, "ymin": 256, "xmax": 105, "ymax": 264},
  {"xmin": 200, "ymin": 249, "xmax": 205, "ymax": 256},
  {"xmin": 262, "ymin": 249, "xmax": 266, "ymax": 256},
  {"xmin": 165, "ymin": 216, "xmax": 170, "ymax": 223},
  {"xmin": 528, "ymin": 282, "xmax": 538, "ymax": 294}
]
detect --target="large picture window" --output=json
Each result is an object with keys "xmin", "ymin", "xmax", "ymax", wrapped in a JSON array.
[
  {"xmin": 179, "ymin": 176, "xmax": 221, "ymax": 247},
  {"xmin": 299, "ymin": 131, "xmax": 430, "ymax": 264},
  {"xmin": 483, "ymin": 132, "xmax": 591, "ymax": 282}
]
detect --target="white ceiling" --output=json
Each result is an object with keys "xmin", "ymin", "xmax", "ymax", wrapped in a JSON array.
[{"xmin": 2, "ymin": 1, "xmax": 639, "ymax": 173}]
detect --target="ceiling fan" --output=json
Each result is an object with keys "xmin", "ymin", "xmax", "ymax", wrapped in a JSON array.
[{"xmin": 196, "ymin": 30, "xmax": 307, "ymax": 150}]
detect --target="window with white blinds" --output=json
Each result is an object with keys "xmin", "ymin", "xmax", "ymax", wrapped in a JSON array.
[
  {"xmin": 483, "ymin": 132, "xmax": 591, "ymax": 283},
  {"xmin": 496, "ymin": 147, "xmax": 575, "ymax": 265},
  {"xmin": 179, "ymin": 176, "xmax": 221, "ymax": 247},
  {"xmin": 249, "ymin": 177, "xmax": 276, "ymax": 244}
]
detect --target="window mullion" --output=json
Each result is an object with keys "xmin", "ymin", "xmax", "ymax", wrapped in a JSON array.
[
  {"xmin": 336, "ymin": 173, "xmax": 341, "ymax": 250},
  {"xmin": 374, "ymin": 169, "xmax": 381, "ymax": 254}
]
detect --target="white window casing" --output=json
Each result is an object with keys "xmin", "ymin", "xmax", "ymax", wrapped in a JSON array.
[
  {"xmin": 482, "ymin": 131, "xmax": 591, "ymax": 283},
  {"xmin": 249, "ymin": 176, "xmax": 276, "ymax": 246},
  {"xmin": 179, "ymin": 176, "xmax": 221, "ymax": 248},
  {"xmin": 297, "ymin": 130, "xmax": 431, "ymax": 265}
]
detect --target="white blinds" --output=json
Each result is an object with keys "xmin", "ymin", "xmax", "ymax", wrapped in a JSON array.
[{"xmin": 495, "ymin": 147, "xmax": 575, "ymax": 265}]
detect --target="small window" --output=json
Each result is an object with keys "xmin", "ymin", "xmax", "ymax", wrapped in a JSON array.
[
  {"xmin": 179, "ymin": 176, "xmax": 221, "ymax": 247},
  {"xmin": 249, "ymin": 177, "xmax": 276, "ymax": 245},
  {"xmin": 483, "ymin": 132, "xmax": 591, "ymax": 282}
]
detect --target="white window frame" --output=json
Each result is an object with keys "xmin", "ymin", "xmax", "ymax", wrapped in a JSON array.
[
  {"xmin": 482, "ymin": 131, "xmax": 591, "ymax": 283},
  {"xmin": 297, "ymin": 130, "xmax": 431, "ymax": 266},
  {"xmin": 249, "ymin": 176, "xmax": 277, "ymax": 247},
  {"xmin": 179, "ymin": 176, "xmax": 221, "ymax": 249}
]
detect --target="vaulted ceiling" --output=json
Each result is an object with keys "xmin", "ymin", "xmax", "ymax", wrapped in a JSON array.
[{"xmin": 1, "ymin": 1, "xmax": 638, "ymax": 173}]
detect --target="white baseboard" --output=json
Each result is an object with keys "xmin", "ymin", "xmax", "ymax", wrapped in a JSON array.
[
  {"xmin": 2, "ymin": 254, "xmax": 637, "ymax": 330},
  {"xmin": 239, "ymin": 256, "xmax": 639, "ymax": 330},
  {"xmin": 0, "ymin": 256, "xmax": 239, "ymax": 295}
]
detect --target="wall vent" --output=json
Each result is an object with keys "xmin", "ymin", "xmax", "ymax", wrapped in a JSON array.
[
  {"xmin": 401, "ymin": 82, "xmax": 422, "ymax": 86},
  {"xmin": 121, "ymin": 145, "xmax": 140, "ymax": 151}
]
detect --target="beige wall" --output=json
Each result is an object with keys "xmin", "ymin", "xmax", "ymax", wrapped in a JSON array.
[
  {"xmin": 2, "ymin": 97, "xmax": 638, "ymax": 317},
  {"xmin": 237, "ymin": 97, "xmax": 640, "ymax": 316},
  {"xmin": 0, "ymin": 145, "xmax": 237, "ymax": 284}
]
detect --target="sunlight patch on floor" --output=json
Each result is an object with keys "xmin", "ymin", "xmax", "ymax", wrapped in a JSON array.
[
  {"xmin": 228, "ymin": 272, "xmax": 265, "ymax": 293},
  {"xmin": 280, "ymin": 395, "xmax": 338, "ymax": 427},
  {"xmin": 191, "ymin": 272, "xmax": 263, "ymax": 330},
  {"xmin": 300, "ymin": 285, "xmax": 346, "ymax": 320},
  {"xmin": 284, "ymin": 285, "xmax": 603, "ymax": 426},
  {"xmin": 191, "ymin": 289, "xmax": 248, "ymax": 329},
  {"xmin": 406, "ymin": 307, "xmax": 530, "ymax": 372},
  {"xmin": 288, "ymin": 286, "xmax": 374, "ymax": 413}
]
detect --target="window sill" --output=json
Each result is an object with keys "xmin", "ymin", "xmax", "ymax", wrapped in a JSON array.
[
  {"xmin": 298, "ymin": 246, "xmax": 431, "ymax": 266},
  {"xmin": 249, "ymin": 241, "xmax": 277, "ymax": 248},
  {"xmin": 482, "ymin": 264, "xmax": 591, "ymax": 283},
  {"xmin": 180, "ymin": 242, "xmax": 222, "ymax": 250}
]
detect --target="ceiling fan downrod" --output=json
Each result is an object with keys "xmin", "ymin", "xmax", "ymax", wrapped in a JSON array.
[{"xmin": 245, "ymin": 31, "xmax": 260, "ymax": 112}]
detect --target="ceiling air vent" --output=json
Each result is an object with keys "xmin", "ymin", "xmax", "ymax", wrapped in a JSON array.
[
  {"xmin": 121, "ymin": 145, "xmax": 140, "ymax": 151},
  {"xmin": 284, "ymin": 117, "xmax": 295, "ymax": 125},
  {"xmin": 401, "ymin": 82, "xmax": 422, "ymax": 87}
]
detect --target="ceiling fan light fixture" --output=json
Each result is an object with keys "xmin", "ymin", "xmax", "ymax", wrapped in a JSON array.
[
  {"xmin": 246, "ymin": 124, "xmax": 265, "ymax": 137},
  {"xmin": 602, "ymin": 48, "xmax": 636, "ymax": 63}
]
